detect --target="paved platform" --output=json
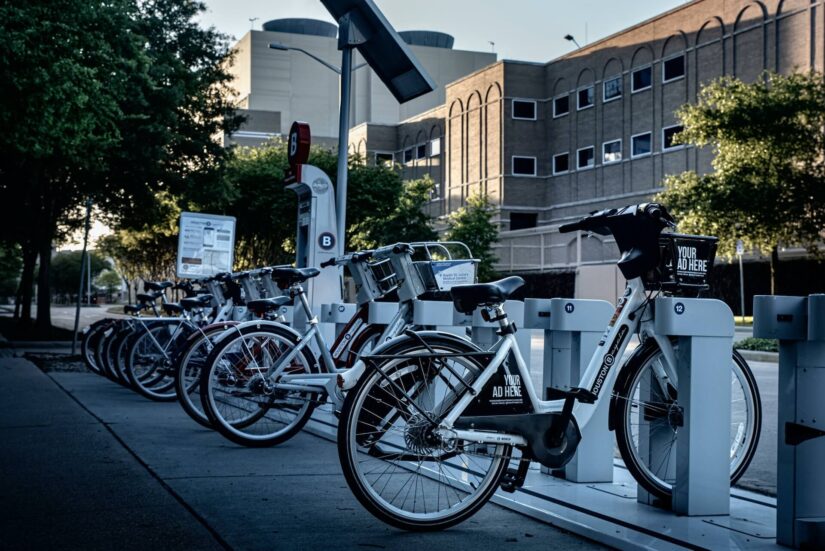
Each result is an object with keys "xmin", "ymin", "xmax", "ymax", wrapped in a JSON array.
[{"xmin": 0, "ymin": 356, "xmax": 603, "ymax": 551}]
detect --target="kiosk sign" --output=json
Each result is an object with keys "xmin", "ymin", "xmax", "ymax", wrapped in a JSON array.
[{"xmin": 176, "ymin": 212, "xmax": 236, "ymax": 279}]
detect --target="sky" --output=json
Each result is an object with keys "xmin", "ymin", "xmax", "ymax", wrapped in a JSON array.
[{"xmin": 199, "ymin": 0, "xmax": 688, "ymax": 63}]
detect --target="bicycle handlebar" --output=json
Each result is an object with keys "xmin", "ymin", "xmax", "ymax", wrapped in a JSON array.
[{"xmin": 319, "ymin": 258, "xmax": 336, "ymax": 268}]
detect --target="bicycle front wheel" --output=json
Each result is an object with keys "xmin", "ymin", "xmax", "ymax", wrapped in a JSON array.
[
  {"xmin": 613, "ymin": 341, "xmax": 761, "ymax": 501},
  {"xmin": 338, "ymin": 334, "xmax": 511, "ymax": 531}
]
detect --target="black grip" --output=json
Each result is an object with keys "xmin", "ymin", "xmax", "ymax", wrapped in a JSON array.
[
  {"xmin": 320, "ymin": 258, "xmax": 336, "ymax": 268},
  {"xmin": 558, "ymin": 222, "xmax": 580, "ymax": 233}
]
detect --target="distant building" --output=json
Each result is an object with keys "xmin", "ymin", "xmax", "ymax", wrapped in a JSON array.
[
  {"xmin": 351, "ymin": 0, "xmax": 824, "ymax": 302},
  {"xmin": 223, "ymin": 18, "xmax": 496, "ymax": 146}
]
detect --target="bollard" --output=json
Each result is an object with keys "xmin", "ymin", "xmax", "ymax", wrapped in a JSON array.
[
  {"xmin": 524, "ymin": 298, "xmax": 614, "ymax": 482},
  {"xmin": 320, "ymin": 302, "xmax": 356, "ymax": 339},
  {"xmin": 412, "ymin": 300, "xmax": 464, "ymax": 337},
  {"xmin": 649, "ymin": 296, "xmax": 734, "ymax": 516},
  {"xmin": 754, "ymin": 294, "xmax": 825, "ymax": 549}
]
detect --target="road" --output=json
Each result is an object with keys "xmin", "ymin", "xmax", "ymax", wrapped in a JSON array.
[{"xmin": 0, "ymin": 355, "xmax": 604, "ymax": 551}]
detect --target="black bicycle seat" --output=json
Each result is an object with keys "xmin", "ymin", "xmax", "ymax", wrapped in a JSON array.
[
  {"xmin": 450, "ymin": 276, "xmax": 525, "ymax": 315},
  {"xmin": 124, "ymin": 304, "xmax": 145, "ymax": 315},
  {"xmin": 271, "ymin": 267, "xmax": 320, "ymax": 286},
  {"xmin": 136, "ymin": 291, "xmax": 162, "ymax": 303},
  {"xmin": 246, "ymin": 296, "xmax": 292, "ymax": 315},
  {"xmin": 162, "ymin": 303, "xmax": 183, "ymax": 315},
  {"xmin": 181, "ymin": 295, "xmax": 213, "ymax": 309},
  {"xmin": 144, "ymin": 281, "xmax": 173, "ymax": 291}
]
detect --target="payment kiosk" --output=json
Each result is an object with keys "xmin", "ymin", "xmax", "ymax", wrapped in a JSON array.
[{"xmin": 285, "ymin": 121, "xmax": 342, "ymax": 328}]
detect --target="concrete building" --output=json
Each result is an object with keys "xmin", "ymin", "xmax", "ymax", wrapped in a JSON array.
[
  {"xmin": 351, "ymin": 0, "xmax": 825, "ymax": 302},
  {"xmin": 224, "ymin": 18, "xmax": 496, "ymax": 146}
]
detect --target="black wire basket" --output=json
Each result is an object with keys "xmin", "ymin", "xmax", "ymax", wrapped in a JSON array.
[{"xmin": 644, "ymin": 233, "xmax": 718, "ymax": 295}]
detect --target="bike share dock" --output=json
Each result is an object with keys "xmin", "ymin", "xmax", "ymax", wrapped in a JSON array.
[{"xmin": 304, "ymin": 294, "xmax": 793, "ymax": 551}]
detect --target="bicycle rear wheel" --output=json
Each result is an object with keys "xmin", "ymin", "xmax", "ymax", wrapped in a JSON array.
[
  {"xmin": 338, "ymin": 334, "xmax": 511, "ymax": 531},
  {"xmin": 201, "ymin": 324, "xmax": 320, "ymax": 447},
  {"xmin": 613, "ymin": 340, "xmax": 761, "ymax": 501},
  {"xmin": 174, "ymin": 323, "xmax": 235, "ymax": 428},
  {"xmin": 126, "ymin": 321, "xmax": 194, "ymax": 401}
]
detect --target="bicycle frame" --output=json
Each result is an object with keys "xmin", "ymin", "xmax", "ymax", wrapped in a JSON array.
[{"xmin": 436, "ymin": 277, "xmax": 676, "ymax": 447}]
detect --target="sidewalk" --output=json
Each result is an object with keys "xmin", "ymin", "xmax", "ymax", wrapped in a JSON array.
[{"xmin": 0, "ymin": 356, "xmax": 602, "ymax": 551}]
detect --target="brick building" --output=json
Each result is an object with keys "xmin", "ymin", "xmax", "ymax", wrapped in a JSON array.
[{"xmin": 350, "ymin": 0, "xmax": 824, "ymax": 301}]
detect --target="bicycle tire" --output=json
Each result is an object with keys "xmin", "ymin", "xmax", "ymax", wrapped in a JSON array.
[
  {"xmin": 173, "ymin": 322, "xmax": 236, "ymax": 428},
  {"xmin": 200, "ymin": 323, "xmax": 320, "ymax": 447},
  {"xmin": 612, "ymin": 340, "xmax": 762, "ymax": 501},
  {"xmin": 338, "ymin": 331, "xmax": 511, "ymax": 531}
]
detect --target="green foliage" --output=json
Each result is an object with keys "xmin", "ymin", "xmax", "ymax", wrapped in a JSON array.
[
  {"xmin": 444, "ymin": 194, "xmax": 499, "ymax": 282},
  {"xmin": 656, "ymin": 72, "xmax": 825, "ymax": 260},
  {"xmin": 734, "ymin": 337, "xmax": 778, "ymax": 352},
  {"xmin": 50, "ymin": 251, "xmax": 108, "ymax": 297},
  {"xmin": 349, "ymin": 176, "xmax": 437, "ymax": 249},
  {"xmin": 0, "ymin": 0, "xmax": 241, "ymax": 326},
  {"xmin": 97, "ymin": 192, "xmax": 181, "ymax": 283},
  {"xmin": 95, "ymin": 269, "xmax": 123, "ymax": 297}
]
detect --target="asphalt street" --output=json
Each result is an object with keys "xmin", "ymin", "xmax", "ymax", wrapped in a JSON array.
[{"xmin": 0, "ymin": 355, "xmax": 604, "ymax": 551}]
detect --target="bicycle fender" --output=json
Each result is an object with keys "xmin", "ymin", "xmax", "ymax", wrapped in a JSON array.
[{"xmin": 337, "ymin": 330, "xmax": 479, "ymax": 391}]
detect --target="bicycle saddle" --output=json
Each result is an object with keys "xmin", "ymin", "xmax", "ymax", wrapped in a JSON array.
[
  {"xmin": 144, "ymin": 281, "xmax": 173, "ymax": 291},
  {"xmin": 124, "ymin": 304, "xmax": 146, "ymax": 315},
  {"xmin": 181, "ymin": 295, "xmax": 213, "ymax": 309},
  {"xmin": 162, "ymin": 303, "xmax": 183, "ymax": 315},
  {"xmin": 136, "ymin": 291, "xmax": 162, "ymax": 303},
  {"xmin": 246, "ymin": 296, "xmax": 292, "ymax": 315},
  {"xmin": 450, "ymin": 276, "xmax": 525, "ymax": 315},
  {"xmin": 271, "ymin": 267, "xmax": 320, "ymax": 286}
]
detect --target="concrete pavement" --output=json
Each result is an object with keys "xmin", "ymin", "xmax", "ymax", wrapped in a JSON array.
[{"xmin": 0, "ymin": 355, "xmax": 603, "ymax": 551}]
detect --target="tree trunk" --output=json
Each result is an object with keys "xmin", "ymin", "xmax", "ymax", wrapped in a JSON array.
[
  {"xmin": 769, "ymin": 245, "xmax": 780, "ymax": 295},
  {"xmin": 17, "ymin": 243, "xmax": 37, "ymax": 324},
  {"xmin": 35, "ymin": 232, "xmax": 54, "ymax": 331}
]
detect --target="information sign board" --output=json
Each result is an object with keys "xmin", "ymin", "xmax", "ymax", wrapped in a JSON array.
[{"xmin": 176, "ymin": 212, "xmax": 236, "ymax": 279}]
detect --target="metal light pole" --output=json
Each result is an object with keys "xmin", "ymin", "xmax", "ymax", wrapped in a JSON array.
[
  {"xmin": 71, "ymin": 198, "xmax": 93, "ymax": 355},
  {"xmin": 269, "ymin": 39, "xmax": 367, "ymax": 256}
]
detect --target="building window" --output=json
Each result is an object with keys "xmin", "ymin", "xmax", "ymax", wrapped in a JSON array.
[
  {"xmin": 512, "ymin": 156, "xmax": 537, "ymax": 176},
  {"xmin": 663, "ymin": 55, "xmax": 685, "ymax": 83},
  {"xmin": 577, "ymin": 146, "xmax": 595, "ymax": 170},
  {"xmin": 375, "ymin": 152, "xmax": 394, "ymax": 167},
  {"xmin": 552, "ymin": 152, "xmax": 569, "ymax": 175},
  {"xmin": 510, "ymin": 212, "xmax": 538, "ymax": 231},
  {"xmin": 403, "ymin": 148, "xmax": 413, "ymax": 163},
  {"xmin": 602, "ymin": 139, "xmax": 622, "ymax": 164},
  {"xmin": 631, "ymin": 132, "xmax": 652, "ymax": 158},
  {"xmin": 416, "ymin": 144, "xmax": 426, "ymax": 159},
  {"xmin": 553, "ymin": 95, "xmax": 569, "ymax": 117},
  {"xmin": 512, "ymin": 99, "xmax": 537, "ymax": 120},
  {"xmin": 662, "ymin": 125, "xmax": 685, "ymax": 150},
  {"xmin": 577, "ymin": 86, "xmax": 594, "ymax": 110},
  {"xmin": 603, "ymin": 75, "xmax": 622, "ymax": 102},
  {"xmin": 429, "ymin": 137, "xmax": 441, "ymax": 157},
  {"xmin": 632, "ymin": 66, "xmax": 652, "ymax": 92}
]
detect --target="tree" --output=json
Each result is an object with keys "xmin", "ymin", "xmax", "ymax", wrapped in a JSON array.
[
  {"xmin": 95, "ymin": 269, "xmax": 123, "ymax": 301},
  {"xmin": 0, "ymin": 0, "xmax": 241, "ymax": 330},
  {"xmin": 656, "ymin": 72, "xmax": 825, "ymax": 293},
  {"xmin": 0, "ymin": 243, "xmax": 22, "ymax": 302},
  {"xmin": 49, "ymin": 251, "xmax": 108, "ymax": 299},
  {"xmin": 349, "ymin": 175, "xmax": 437, "ymax": 249},
  {"xmin": 444, "ymin": 194, "xmax": 499, "ymax": 282}
]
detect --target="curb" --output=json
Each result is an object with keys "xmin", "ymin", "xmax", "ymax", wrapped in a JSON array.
[{"xmin": 735, "ymin": 349, "xmax": 779, "ymax": 363}]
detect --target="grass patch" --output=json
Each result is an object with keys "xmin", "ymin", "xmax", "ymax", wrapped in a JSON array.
[
  {"xmin": 26, "ymin": 353, "xmax": 89, "ymax": 373},
  {"xmin": 735, "ymin": 337, "xmax": 778, "ymax": 352},
  {"xmin": 734, "ymin": 316, "xmax": 753, "ymax": 326}
]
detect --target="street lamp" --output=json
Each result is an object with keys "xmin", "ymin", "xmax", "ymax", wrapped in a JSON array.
[
  {"xmin": 564, "ymin": 34, "xmax": 581, "ymax": 49},
  {"xmin": 268, "ymin": 42, "xmax": 367, "ymax": 256}
]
